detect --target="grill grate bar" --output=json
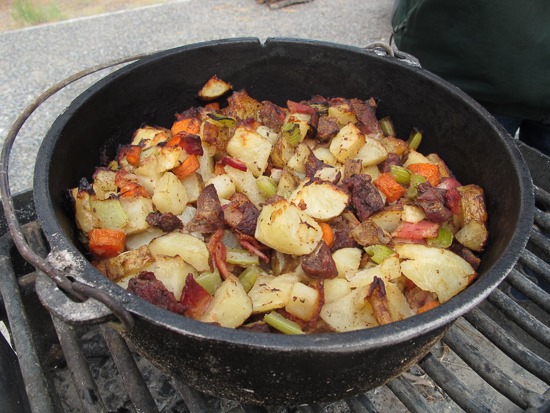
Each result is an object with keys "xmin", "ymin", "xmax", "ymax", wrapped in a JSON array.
[
  {"xmin": 519, "ymin": 249, "xmax": 550, "ymax": 284},
  {"xmin": 487, "ymin": 288, "xmax": 550, "ymax": 348},
  {"xmin": 418, "ymin": 352, "xmax": 492, "ymax": 413},
  {"xmin": 100, "ymin": 325, "xmax": 159, "ymax": 413},
  {"xmin": 529, "ymin": 229, "xmax": 550, "ymax": 257},
  {"xmin": 386, "ymin": 375, "xmax": 438, "ymax": 413},
  {"xmin": 443, "ymin": 318, "xmax": 545, "ymax": 409},
  {"xmin": 534, "ymin": 185, "xmax": 550, "ymax": 209},
  {"xmin": 463, "ymin": 308, "xmax": 550, "ymax": 384},
  {"xmin": 345, "ymin": 393, "xmax": 379, "ymax": 413},
  {"xmin": 507, "ymin": 267, "xmax": 550, "ymax": 313},
  {"xmin": 172, "ymin": 379, "xmax": 213, "ymax": 413}
]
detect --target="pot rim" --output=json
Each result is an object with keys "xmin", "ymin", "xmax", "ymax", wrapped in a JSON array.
[{"xmin": 33, "ymin": 37, "xmax": 535, "ymax": 352}]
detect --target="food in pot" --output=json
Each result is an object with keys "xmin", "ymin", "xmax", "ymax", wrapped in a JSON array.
[{"xmin": 69, "ymin": 75, "xmax": 489, "ymax": 334}]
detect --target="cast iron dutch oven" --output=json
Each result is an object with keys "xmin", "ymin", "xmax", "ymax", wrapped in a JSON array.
[{"xmin": 33, "ymin": 38, "xmax": 533, "ymax": 405}]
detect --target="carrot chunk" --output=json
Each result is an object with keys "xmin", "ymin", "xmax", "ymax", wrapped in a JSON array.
[
  {"xmin": 171, "ymin": 117, "xmax": 201, "ymax": 136},
  {"xmin": 88, "ymin": 228, "xmax": 126, "ymax": 258},
  {"xmin": 125, "ymin": 145, "xmax": 142, "ymax": 167},
  {"xmin": 172, "ymin": 154, "xmax": 200, "ymax": 179},
  {"xmin": 318, "ymin": 222, "xmax": 334, "ymax": 248},
  {"xmin": 373, "ymin": 172, "xmax": 406, "ymax": 202},
  {"xmin": 407, "ymin": 163, "xmax": 441, "ymax": 187}
]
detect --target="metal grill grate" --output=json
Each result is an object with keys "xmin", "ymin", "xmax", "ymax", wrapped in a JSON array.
[{"xmin": 0, "ymin": 143, "xmax": 548, "ymax": 413}]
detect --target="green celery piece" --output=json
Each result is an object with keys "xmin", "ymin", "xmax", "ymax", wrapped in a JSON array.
[
  {"xmin": 264, "ymin": 311, "xmax": 305, "ymax": 335},
  {"xmin": 226, "ymin": 248, "xmax": 260, "ymax": 267},
  {"xmin": 238, "ymin": 265, "xmax": 260, "ymax": 293},
  {"xmin": 364, "ymin": 244, "xmax": 395, "ymax": 265},
  {"xmin": 427, "ymin": 226, "xmax": 453, "ymax": 248},
  {"xmin": 195, "ymin": 270, "xmax": 222, "ymax": 295}
]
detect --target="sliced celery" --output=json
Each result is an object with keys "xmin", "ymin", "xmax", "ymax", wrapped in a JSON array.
[
  {"xmin": 195, "ymin": 270, "xmax": 222, "ymax": 295},
  {"xmin": 405, "ymin": 173, "xmax": 427, "ymax": 199},
  {"xmin": 256, "ymin": 176, "xmax": 278, "ymax": 198},
  {"xmin": 408, "ymin": 128, "xmax": 423, "ymax": 150},
  {"xmin": 238, "ymin": 265, "xmax": 260, "ymax": 293},
  {"xmin": 390, "ymin": 165, "xmax": 411, "ymax": 185},
  {"xmin": 226, "ymin": 248, "xmax": 260, "ymax": 267},
  {"xmin": 282, "ymin": 122, "xmax": 302, "ymax": 147},
  {"xmin": 364, "ymin": 244, "xmax": 395, "ymax": 265},
  {"xmin": 427, "ymin": 226, "xmax": 453, "ymax": 248},
  {"xmin": 264, "ymin": 311, "xmax": 305, "ymax": 335},
  {"xmin": 379, "ymin": 116, "xmax": 396, "ymax": 137}
]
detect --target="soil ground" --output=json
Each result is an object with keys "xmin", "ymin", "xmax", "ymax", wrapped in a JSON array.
[{"xmin": 0, "ymin": 0, "xmax": 169, "ymax": 32}]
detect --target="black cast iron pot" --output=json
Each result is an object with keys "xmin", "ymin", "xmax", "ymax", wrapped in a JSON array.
[{"xmin": 33, "ymin": 38, "xmax": 533, "ymax": 405}]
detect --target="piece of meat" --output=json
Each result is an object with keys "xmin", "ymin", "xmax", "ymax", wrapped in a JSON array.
[
  {"xmin": 223, "ymin": 193, "xmax": 259, "ymax": 236},
  {"xmin": 343, "ymin": 159, "xmax": 363, "ymax": 180},
  {"xmin": 128, "ymin": 272, "xmax": 186, "ymax": 316},
  {"xmin": 301, "ymin": 241, "xmax": 338, "ymax": 279},
  {"xmin": 316, "ymin": 116, "xmax": 340, "ymax": 141},
  {"xmin": 180, "ymin": 273, "xmax": 213, "ymax": 319},
  {"xmin": 378, "ymin": 153, "xmax": 403, "ymax": 173},
  {"xmin": 351, "ymin": 98, "xmax": 383, "ymax": 138},
  {"xmin": 367, "ymin": 277, "xmax": 392, "ymax": 325},
  {"xmin": 305, "ymin": 150, "xmax": 329, "ymax": 179},
  {"xmin": 343, "ymin": 174, "xmax": 385, "ymax": 221},
  {"xmin": 235, "ymin": 232, "xmax": 270, "ymax": 263},
  {"xmin": 146, "ymin": 211, "xmax": 183, "ymax": 232},
  {"xmin": 449, "ymin": 241, "xmax": 481, "ymax": 271},
  {"xmin": 259, "ymin": 100, "xmax": 287, "ymax": 131},
  {"xmin": 186, "ymin": 184, "xmax": 225, "ymax": 233},
  {"xmin": 415, "ymin": 182, "xmax": 453, "ymax": 223},
  {"xmin": 207, "ymin": 229, "xmax": 232, "ymax": 279},
  {"xmin": 330, "ymin": 216, "xmax": 360, "ymax": 251},
  {"xmin": 351, "ymin": 219, "xmax": 391, "ymax": 246}
]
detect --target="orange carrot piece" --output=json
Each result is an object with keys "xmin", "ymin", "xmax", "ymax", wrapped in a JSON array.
[
  {"xmin": 407, "ymin": 163, "xmax": 441, "ymax": 187},
  {"xmin": 373, "ymin": 172, "xmax": 406, "ymax": 202},
  {"xmin": 119, "ymin": 183, "xmax": 150, "ymax": 198},
  {"xmin": 171, "ymin": 117, "xmax": 201, "ymax": 136},
  {"xmin": 125, "ymin": 145, "xmax": 142, "ymax": 167},
  {"xmin": 172, "ymin": 154, "xmax": 200, "ymax": 179},
  {"xmin": 417, "ymin": 300, "xmax": 440, "ymax": 314},
  {"xmin": 88, "ymin": 228, "xmax": 126, "ymax": 258},
  {"xmin": 166, "ymin": 135, "xmax": 182, "ymax": 147},
  {"xmin": 318, "ymin": 222, "xmax": 334, "ymax": 248}
]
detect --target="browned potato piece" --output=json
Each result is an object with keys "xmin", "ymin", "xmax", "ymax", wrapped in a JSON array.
[{"xmin": 198, "ymin": 75, "xmax": 232, "ymax": 101}]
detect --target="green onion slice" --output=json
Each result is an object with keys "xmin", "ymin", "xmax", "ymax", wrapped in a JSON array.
[
  {"xmin": 408, "ymin": 128, "xmax": 423, "ymax": 150},
  {"xmin": 226, "ymin": 248, "xmax": 260, "ymax": 267},
  {"xmin": 256, "ymin": 176, "xmax": 278, "ymax": 198},
  {"xmin": 207, "ymin": 113, "xmax": 237, "ymax": 127},
  {"xmin": 282, "ymin": 122, "xmax": 302, "ymax": 147}
]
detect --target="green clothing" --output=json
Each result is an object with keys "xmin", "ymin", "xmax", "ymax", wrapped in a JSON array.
[{"xmin": 392, "ymin": 0, "xmax": 550, "ymax": 121}]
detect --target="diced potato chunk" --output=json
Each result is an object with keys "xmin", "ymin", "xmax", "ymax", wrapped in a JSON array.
[
  {"xmin": 248, "ymin": 274, "xmax": 299, "ymax": 313},
  {"xmin": 328, "ymin": 103, "xmax": 357, "ymax": 126},
  {"xmin": 119, "ymin": 197, "xmax": 154, "ymax": 234},
  {"xmin": 226, "ymin": 126, "xmax": 273, "ymax": 177},
  {"xmin": 71, "ymin": 189, "xmax": 97, "ymax": 233},
  {"xmin": 401, "ymin": 205, "xmax": 426, "ymax": 223},
  {"xmin": 255, "ymin": 199, "xmax": 322, "ymax": 255},
  {"xmin": 455, "ymin": 220, "xmax": 488, "ymax": 252},
  {"xmin": 146, "ymin": 254, "xmax": 197, "ymax": 300},
  {"xmin": 225, "ymin": 166, "xmax": 265, "ymax": 208},
  {"xmin": 288, "ymin": 180, "xmax": 349, "ymax": 221},
  {"xmin": 287, "ymin": 142, "xmax": 311, "ymax": 174},
  {"xmin": 131, "ymin": 126, "xmax": 170, "ymax": 148},
  {"xmin": 201, "ymin": 275, "xmax": 253, "ymax": 328},
  {"xmin": 323, "ymin": 278, "xmax": 352, "ymax": 303},
  {"xmin": 148, "ymin": 232, "xmax": 210, "ymax": 272},
  {"xmin": 385, "ymin": 281, "xmax": 415, "ymax": 321},
  {"xmin": 180, "ymin": 172, "xmax": 203, "ymax": 203},
  {"xmin": 207, "ymin": 174, "xmax": 235, "ymax": 200},
  {"xmin": 97, "ymin": 245, "xmax": 154, "ymax": 281},
  {"xmin": 354, "ymin": 136, "xmax": 388, "ymax": 167},
  {"xmin": 370, "ymin": 206, "xmax": 403, "ymax": 233},
  {"xmin": 197, "ymin": 75, "xmax": 232, "ymax": 101},
  {"xmin": 156, "ymin": 146, "xmax": 186, "ymax": 173},
  {"xmin": 332, "ymin": 247, "xmax": 362, "ymax": 278},
  {"xmin": 313, "ymin": 146, "xmax": 337, "ymax": 166},
  {"xmin": 320, "ymin": 289, "xmax": 378, "ymax": 332},
  {"xmin": 125, "ymin": 228, "xmax": 164, "ymax": 250},
  {"xmin": 458, "ymin": 184, "xmax": 488, "ymax": 225},
  {"xmin": 395, "ymin": 244, "xmax": 475, "ymax": 302},
  {"xmin": 347, "ymin": 255, "xmax": 401, "ymax": 287},
  {"xmin": 403, "ymin": 149, "xmax": 432, "ymax": 168},
  {"xmin": 152, "ymin": 172, "xmax": 188, "ymax": 215},
  {"xmin": 135, "ymin": 155, "xmax": 162, "ymax": 194},
  {"xmin": 329, "ymin": 123, "xmax": 365, "ymax": 163},
  {"xmin": 285, "ymin": 282, "xmax": 320, "ymax": 321},
  {"xmin": 92, "ymin": 169, "xmax": 117, "ymax": 200}
]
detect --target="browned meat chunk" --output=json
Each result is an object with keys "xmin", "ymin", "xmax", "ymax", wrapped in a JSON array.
[
  {"xmin": 343, "ymin": 174, "xmax": 384, "ymax": 221},
  {"xmin": 316, "ymin": 116, "xmax": 340, "ymax": 141},
  {"xmin": 368, "ymin": 277, "xmax": 392, "ymax": 325},
  {"xmin": 301, "ymin": 241, "xmax": 338, "ymax": 279},
  {"xmin": 330, "ymin": 216, "xmax": 359, "ymax": 251},
  {"xmin": 223, "ymin": 192, "xmax": 259, "ymax": 236},
  {"xmin": 128, "ymin": 272, "xmax": 186, "ymax": 315},
  {"xmin": 351, "ymin": 219, "xmax": 391, "ymax": 246},
  {"xmin": 343, "ymin": 159, "xmax": 363, "ymax": 180},
  {"xmin": 379, "ymin": 153, "xmax": 403, "ymax": 173},
  {"xmin": 415, "ymin": 182, "xmax": 452, "ymax": 223},
  {"xmin": 351, "ymin": 98, "xmax": 383, "ymax": 138},
  {"xmin": 186, "ymin": 184, "xmax": 225, "ymax": 233},
  {"xmin": 146, "ymin": 211, "xmax": 183, "ymax": 232},
  {"xmin": 305, "ymin": 151, "xmax": 329, "ymax": 179},
  {"xmin": 259, "ymin": 100, "xmax": 287, "ymax": 131},
  {"xmin": 449, "ymin": 242, "xmax": 481, "ymax": 271}
]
